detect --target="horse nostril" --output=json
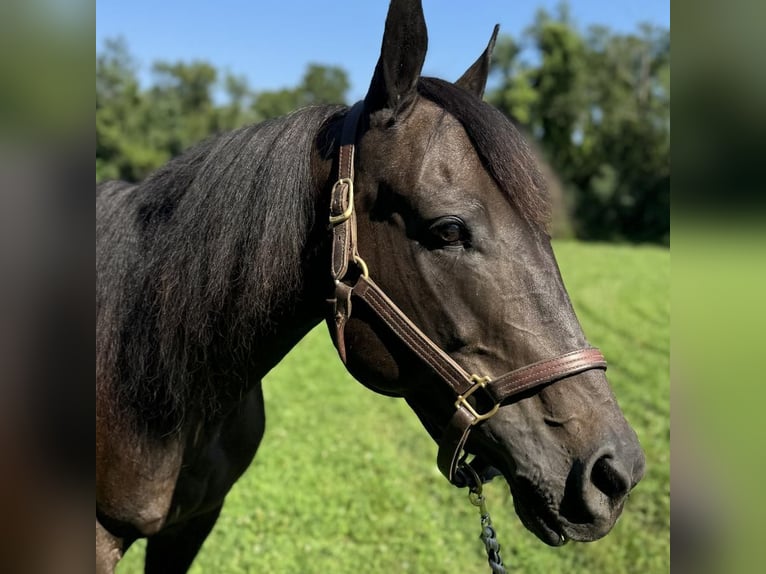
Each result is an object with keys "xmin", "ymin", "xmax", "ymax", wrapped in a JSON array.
[
  {"xmin": 590, "ymin": 455, "xmax": 631, "ymax": 500},
  {"xmin": 559, "ymin": 439, "xmax": 644, "ymax": 535}
]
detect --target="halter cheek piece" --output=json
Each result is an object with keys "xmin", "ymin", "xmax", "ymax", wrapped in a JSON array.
[{"xmin": 327, "ymin": 102, "xmax": 607, "ymax": 485}]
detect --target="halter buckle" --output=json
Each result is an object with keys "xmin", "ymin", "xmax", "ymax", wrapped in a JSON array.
[
  {"xmin": 455, "ymin": 375, "xmax": 500, "ymax": 424},
  {"xmin": 329, "ymin": 178, "xmax": 354, "ymax": 225}
]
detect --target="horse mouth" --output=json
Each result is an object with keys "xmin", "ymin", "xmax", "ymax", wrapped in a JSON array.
[
  {"xmin": 468, "ymin": 461, "xmax": 569, "ymax": 546},
  {"xmin": 511, "ymin": 491, "xmax": 569, "ymax": 547},
  {"xmin": 506, "ymin": 474, "xmax": 618, "ymax": 546}
]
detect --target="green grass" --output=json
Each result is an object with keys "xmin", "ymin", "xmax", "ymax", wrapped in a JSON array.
[{"xmin": 117, "ymin": 241, "xmax": 669, "ymax": 573}]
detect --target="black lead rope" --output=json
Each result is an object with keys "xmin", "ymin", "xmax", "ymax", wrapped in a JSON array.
[{"xmin": 462, "ymin": 463, "xmax": 508, "ymax": 574}]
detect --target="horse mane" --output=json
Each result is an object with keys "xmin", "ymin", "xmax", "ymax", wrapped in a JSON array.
[
  {"xmin": 417, "ymin": 77, "xmax": 550, "ymax": 227},
  {"xmin": 97, "ymin": 105, "xmax": 344, "ymax": 436}
]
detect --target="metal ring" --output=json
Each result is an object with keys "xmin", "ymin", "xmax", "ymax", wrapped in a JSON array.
[
  {"xmin": 460, "ymin": 461, "xmax": 484, "ymax": 496},
  {"xmin": 353, "ymin": 254, "xmax": 369, "ymax": 278}
]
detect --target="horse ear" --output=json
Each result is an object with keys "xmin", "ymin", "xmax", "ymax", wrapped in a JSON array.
[
  {"xmin": 455, "ymin": 24, "xmax": 500, "ymax": 99},
  {"xmin": 364, "ymin": 0, "xmax": 428, "ymax": 118}
]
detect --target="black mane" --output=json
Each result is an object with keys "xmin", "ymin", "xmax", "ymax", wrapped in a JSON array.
[
  {"xmin": 418, "ymin": 77, "xmax": 550, "ymax": 226},
  {"xmin": 97, "ymin": 105, "xmax": 344, "ymax": 435}
]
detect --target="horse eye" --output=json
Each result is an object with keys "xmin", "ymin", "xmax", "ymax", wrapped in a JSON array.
[{"xmin": 428, "ymin": 217, "xmax": 468, "ymax": 247}]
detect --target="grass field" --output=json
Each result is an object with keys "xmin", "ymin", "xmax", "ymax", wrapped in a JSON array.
[{"xmin": 117, "ymin": 240, "xmax": 669, "ymax": 573}]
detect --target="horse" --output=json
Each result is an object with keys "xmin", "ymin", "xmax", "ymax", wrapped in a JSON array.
[{"xmin": 95, "ymin": 1, "xmax": 645, "ymax": 571}]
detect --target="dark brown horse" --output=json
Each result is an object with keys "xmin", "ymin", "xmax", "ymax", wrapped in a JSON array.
[{"xmin": 96, "ymin": 1, "xmax": 644, "ymax": 571}]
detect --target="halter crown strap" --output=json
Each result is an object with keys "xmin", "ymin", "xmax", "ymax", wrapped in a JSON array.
[
  {"xmin": 327, "ymin": 102, "xmax": 607, "ymax": 485},
  {"xmin": 329, "ymin": 102, "xmax": 366, "ymax": 363}
]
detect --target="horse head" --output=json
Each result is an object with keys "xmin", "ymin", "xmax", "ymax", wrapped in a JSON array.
[{"xmin": 325, "ymin": 0, "xmax": 644, "ymax": 546}]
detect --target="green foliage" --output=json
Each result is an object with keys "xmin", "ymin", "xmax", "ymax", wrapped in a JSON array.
[
  {"xmin": 116, "ymin": 241, "xmax": 669, "ymax": 574},
  {"xmin": 489, "ymin": 4, "xmax": 670, "ymax": 244},
  {"xmin": 251, "ymin": 64, "xmax": 350, "ymax": 121},
  {"xmin": 96, "ymin": 39, "xmax": 349, "ymax": 183},
  {"xmin": 489, "ymin": 36, "xmax": 539, "ymax": 125}
]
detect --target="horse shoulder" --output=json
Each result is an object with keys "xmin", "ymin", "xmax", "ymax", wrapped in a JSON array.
[{"xmin": 96, "ymin": 420, "xmax": 184, "ymax": 537}]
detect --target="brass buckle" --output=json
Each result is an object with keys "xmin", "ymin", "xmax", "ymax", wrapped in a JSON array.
[
  {"xmin": 329, "ymin": 178, "xmax": 354, "ymax": 225},
  {"xmin": 455, "ymin": 375, "xmax": 500, "ymax": 424}
]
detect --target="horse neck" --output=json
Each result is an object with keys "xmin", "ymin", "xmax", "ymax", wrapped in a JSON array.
[{"xmin": 102, "ymin": 110, "xmax": 345, "ymax": 438}]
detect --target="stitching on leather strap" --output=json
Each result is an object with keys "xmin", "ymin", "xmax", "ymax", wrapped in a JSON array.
[
  {"xmin": 355, "ymin": 277, "xmax": 473, "ymax": 392},
  {"xmin": 488, "ymin": 350, "xmax": 606, "ymax": 402},
  {"xmin": 437, "ymin": 406, "xmax": 475, "ymax": 480}
]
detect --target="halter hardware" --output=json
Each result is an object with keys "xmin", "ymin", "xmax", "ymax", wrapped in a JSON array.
[
  {"xmin": 455, "ymin": 375, "xmax": 500, "ymax": 424},
  {"xmin": 328, "ymin": 177, "xmax": 355, "ymax": 225},
  {"xmin": 464, "ymin": 463, "xmax": 508, "ymax": 573},
  {"xmin": 352, "ymin": 254, "xmax": 370, "ymax": 279}
]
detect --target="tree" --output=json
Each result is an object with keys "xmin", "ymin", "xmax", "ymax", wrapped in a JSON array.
[
  {"xmin": 488, "ymin": 4, "xmax": 669, "ymax": 244},
  {"xmin": 218, "ymin": 73, "xmax": 255, "ymax": 131},
  {"xmin": 488, "ymin": 36, "xmax": 539, "ymax": 125},
  {"xmin": 96, "ymin": 37, "xmax": 149, "ymax": 181},
  {"xmin": 147, "ymin": 61, "xmax": 220, "ymax": 155},
  {"xmin": 96, "ymin": 40, "xmax": 352, "ymax": 184},
  {"xmin": 251, "ymin": 64, "xmax": 349, "ymax": 121},
  {"xmin": 97, "ymin": 40, "xmax": 260, "ymax": 182},
  {"xmin": 574, "ymin": 24, "xmax": 670, "ymax": 243},
  {"xmin": 528, "ymin": 7, "xmax": 590, "ymax": 180}
]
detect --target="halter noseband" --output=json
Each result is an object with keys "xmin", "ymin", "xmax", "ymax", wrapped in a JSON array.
[{"xmin": 327, "ymin": 102, "xmax": 607, "ymax": 485}]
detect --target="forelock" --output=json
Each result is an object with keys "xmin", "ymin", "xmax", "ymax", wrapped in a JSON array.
[{"xmin": 417, "ymin": 77, "xmax": 550, "ymax": 227}]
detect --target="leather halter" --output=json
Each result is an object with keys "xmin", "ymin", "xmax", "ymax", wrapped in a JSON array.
[{"xmin": 327, "ymin": 102, "xmax": 607, "ymax": 485}]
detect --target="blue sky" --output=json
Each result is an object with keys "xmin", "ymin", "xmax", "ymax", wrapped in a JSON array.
[{"xmin": 97, "ymin": 1, "xmax": 669, "ymax": 102}]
